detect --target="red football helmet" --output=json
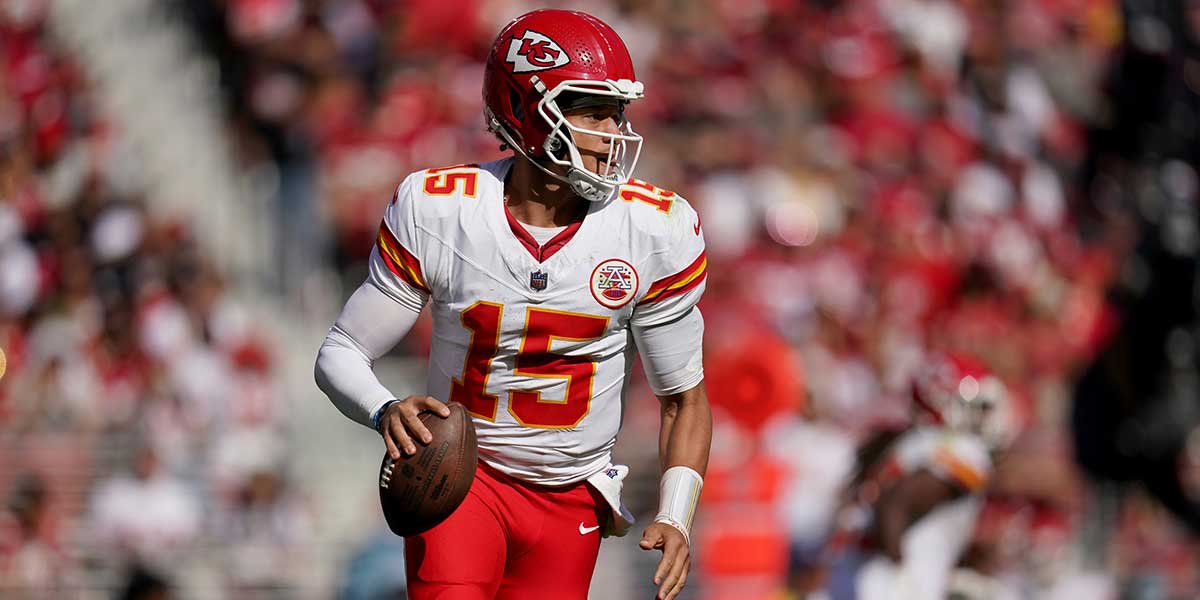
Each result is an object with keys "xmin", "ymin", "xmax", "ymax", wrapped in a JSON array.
[
  {"xmin": 912, "ymin": 353, "xmax": 1015, "ymax": 449},
  {"xmin": 483, "ymin": 9, "xmax": 644, "ymax": 202}
]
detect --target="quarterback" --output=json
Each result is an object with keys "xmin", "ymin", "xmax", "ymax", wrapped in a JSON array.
[{"xmin": 315, "ymin": 9, "xmax": 712, "ymax": 600}]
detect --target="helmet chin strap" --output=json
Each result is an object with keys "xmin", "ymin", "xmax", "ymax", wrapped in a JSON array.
[
  {"xmin": 488, "ymin": 113, "xmax": 615, "ymax": 202},
  {"xmin": 566, "ymin": 170, "xmax": 609, "ymax": 202}
]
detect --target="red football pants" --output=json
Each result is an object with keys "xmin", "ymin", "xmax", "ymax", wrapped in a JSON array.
[{"xmin": 405, "ymin": 463, "xmax": 608, "ymax": 600}]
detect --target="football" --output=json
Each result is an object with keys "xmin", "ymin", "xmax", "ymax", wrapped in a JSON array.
[{"xmin": 378, "ymin": 402, "xmax": 478, "ymax": 537}]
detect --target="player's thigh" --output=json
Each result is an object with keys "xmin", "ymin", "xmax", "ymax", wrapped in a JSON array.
[
  {"xmin": 496, "ymin": 484, "xmax": 606, "ymax": 600},
  {"xmin": 405, "ymin": 488, "xmax": 506, "ymax": 600}
]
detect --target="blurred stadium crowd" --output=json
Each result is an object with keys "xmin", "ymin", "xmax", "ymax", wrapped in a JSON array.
[
  {"xmin": 1, "ymin": 0, "xmax": 1199, "ymax": 598},
  {"xmin": 0, "ymin": 0, "xmax": 307, "ymax": 596}
]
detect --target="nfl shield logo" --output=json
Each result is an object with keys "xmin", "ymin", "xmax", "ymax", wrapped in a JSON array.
[{"xmin": 530, "ymin": 270, "xmax": 548, "ymax": 290}]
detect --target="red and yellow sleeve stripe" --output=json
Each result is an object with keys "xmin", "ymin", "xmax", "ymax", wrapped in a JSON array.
[
  {"xmin": 640, "ymin": 251, "xmax": 707, "ymax": 305},
  {"xmin": 933, "ymin": 448, "xmax": 987, "ymax": 492},
  {"xmin": 375, "ymin": 221, "xmax": 430, "ymax": 294}
]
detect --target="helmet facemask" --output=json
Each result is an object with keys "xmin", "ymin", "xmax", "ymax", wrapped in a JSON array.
[
  {"xmin": 928, "ymin": 374, "xmax": 1013, "ymax": 451},
  {"xmin": 490, "ymin": 76, "xmax": 644, "ymax": 202}
]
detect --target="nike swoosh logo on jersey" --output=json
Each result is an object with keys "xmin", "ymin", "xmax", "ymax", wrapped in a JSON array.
[
  {"xmin": 579, "ymin": 523, "xmax": 600, "ymax": 535},
  {"xmin": 693, "ymin": 221, "xmax": 701, "ymax": 235}
]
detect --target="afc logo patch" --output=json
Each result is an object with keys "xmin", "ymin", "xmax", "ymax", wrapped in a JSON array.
[
  {"xmin": 590, "ymin": 259, "xmax": 638, "ymax": 310},
  {"xmin": 506, "ymin": 30, "xmax": 570, "ymax": 73}
]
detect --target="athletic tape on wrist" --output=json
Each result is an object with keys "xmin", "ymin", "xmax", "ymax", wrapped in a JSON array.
[
  {"xmin": 654, "ymin": 465, "xmax": 703, "ymax": 545},
  {"xmin": 654, "ymin": 516, "xmax": 691, "ymax": 546}
]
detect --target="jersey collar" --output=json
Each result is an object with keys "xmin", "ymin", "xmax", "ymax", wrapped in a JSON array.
[
  {"xmin": 503, "ymin": 203, "xmax": 586, "ymax": 263},
  {"xmin": 499, "ymin": 157, "xmax": 594, "ymax": 263}
]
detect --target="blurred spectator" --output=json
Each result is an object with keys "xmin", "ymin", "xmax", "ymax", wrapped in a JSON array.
[
  {"xmin": 117, "ymin": 565, "xmax": 174, "ymax": 600},
  {"xmin": 88, "ymin": 446, "xmax": 200, "ymax": 571},
  {"xmin": 763, "ymin": 410, "xmax": 857, "ymax": 596},
  {"xmin": 0, "ymin": 473, "xmax": 74, "ymax": 596},
  {"xmin": 0, "ymin": 1, "xmax": 289, "ymax": 597},
  {"xmin": 213, "ymin": 468, "xmax": 315, "ymax": 595}
]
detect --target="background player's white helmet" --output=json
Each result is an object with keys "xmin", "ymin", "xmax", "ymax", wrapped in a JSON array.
[{"xmin": 913, "ymin": 353, "xmax": 1017, "ymax": 450}]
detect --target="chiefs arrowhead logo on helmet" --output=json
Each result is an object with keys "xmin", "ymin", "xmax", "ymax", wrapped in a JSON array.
[{"xmin": 506, "ymin": 30, "xmax": 570, "ymax": 73}]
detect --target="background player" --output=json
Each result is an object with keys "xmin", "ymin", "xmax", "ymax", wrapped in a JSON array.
[
  {"xmin": 825, "ymin": 353, "xmax": 1013, "ymax": 600},
  {"xmin": 315, "ymin": 9, "xmax": 711, "ymax": 600}
]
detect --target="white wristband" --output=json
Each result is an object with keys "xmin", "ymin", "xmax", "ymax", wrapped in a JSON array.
[{"xmin": 654, "ymin": 465, "xmax": 703, "ymax": 546}]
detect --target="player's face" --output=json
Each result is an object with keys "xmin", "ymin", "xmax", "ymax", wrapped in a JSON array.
[{"xmin": 563, "ymin": 104, "xmax": 625, "ymax": 178}]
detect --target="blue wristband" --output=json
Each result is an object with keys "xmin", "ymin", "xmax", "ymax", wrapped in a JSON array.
[{"xmin": 373, "ymin": 399, "xmax": 401, "ymax": 432}]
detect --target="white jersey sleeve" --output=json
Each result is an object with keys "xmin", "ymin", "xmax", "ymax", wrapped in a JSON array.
[
  {"xmin": 632, "ymin": 307, "xmax": 705, "ymax": 396},
  {"xmin": 368, "ymin": 174, "xmax": 432, "ymax": 309},
  {"xmin": 315, "ymin": 282, "xmax": 423, "ymax": 429},
  {"xmin": 630, "ymin": 194, "xmax": 707, "ymax": 328},
  {"xmin": 895, "ymin": 428, "xmax": 993, "ymax": 493},
  {"xmin": 318, "ymin": 174, "xmax": 436, "ymax": 430},
  {"xmin": 926, "ymin": 432, "xmax": 991, "ymax": 493}
]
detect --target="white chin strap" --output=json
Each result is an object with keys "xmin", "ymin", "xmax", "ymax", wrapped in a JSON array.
[
  {"xmin": 488, "ymin": 115, "xmax": 611, "ymax": 201},
  {"xmin": 565, "ymin": 169, "xmax": 611, "ymax": 202}
]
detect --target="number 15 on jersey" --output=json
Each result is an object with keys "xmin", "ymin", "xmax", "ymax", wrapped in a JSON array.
[{"xmin": 450, "ymin": 303, "xmax": 609, "ymax": 429}]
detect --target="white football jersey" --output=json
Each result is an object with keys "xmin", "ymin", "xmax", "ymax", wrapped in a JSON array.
[
  {"xmin": 856, "ymin": 427, "xmax": 993, "ymax": 599},
  {"xmin": 891, "ymin": 427, "xmax": 992, "ymax": 494},
  {"xmin": 367, "ymin": 158, "xmax": 706, "ymax": 486}
]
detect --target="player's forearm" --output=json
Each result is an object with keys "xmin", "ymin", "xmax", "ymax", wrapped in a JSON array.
[
  {"xmin": 873, "ymin": 471, "xmax": 961, "ymax": 562},
  {"xmin": 315, "ymin": 327, "xmax": 397, "ymax": 429},
  {"xmin": 658, "ymin": 382, "xmax": 712, "ymax": 475},
  {"xmin": 874, "ymin": 496, "xmax": 908, "ymax": 563},
  {"xmin": 651, "ymin": 382, "xmax": 711, "ymax": 544},
  {"xmin": 314, "ymin": 281, "xmax": 425, "ymax": 430}
]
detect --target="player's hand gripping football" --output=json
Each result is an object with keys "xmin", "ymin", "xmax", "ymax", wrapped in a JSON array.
[
  {"xmin": 639, "ymin": 521, "xmax": 691, "ymax": 600},
  {"xmin": 379, "ymin": 396, "xmax": 451, "ymax": 458}
]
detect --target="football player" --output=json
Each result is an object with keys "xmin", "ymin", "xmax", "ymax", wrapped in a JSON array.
[
  {"xmin": 315, "ymin": 10, "xmax": 711, "ymax": 600},
  {"xmin": 825, "ymin": 353, "xmax": 1014, "ymax": 600}
]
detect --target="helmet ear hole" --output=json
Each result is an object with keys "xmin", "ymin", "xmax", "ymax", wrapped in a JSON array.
[
  {"xmin": 545, "ymin": 124, "xmax": 573, "ymax": 159},
  {"xmin": 510, "ymin": 88, "xmax": 525, "ymax": 122}
]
